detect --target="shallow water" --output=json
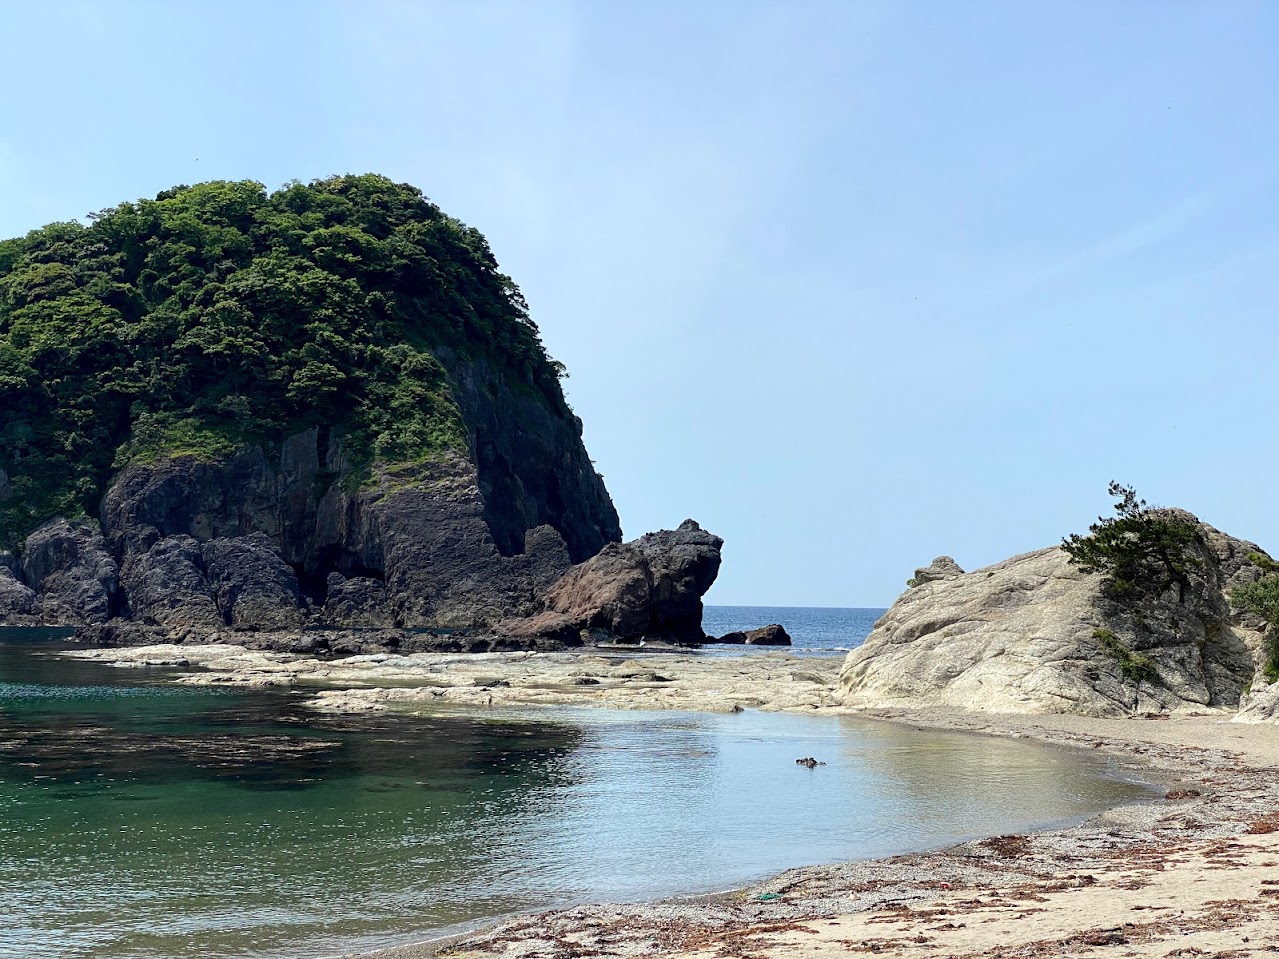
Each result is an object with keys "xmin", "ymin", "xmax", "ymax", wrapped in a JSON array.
[{"xmin": 0, "ymin": 628, "xmax": 1156, "ymax": 959}]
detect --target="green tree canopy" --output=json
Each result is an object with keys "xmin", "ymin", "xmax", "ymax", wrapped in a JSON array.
[
  {"xmin": 1061, "ymin": 482, "xmax": 1203, "ymax": 603},
  {"xmin": 0, "ymin": 175, "xmax": 570, "ymax": 545}
]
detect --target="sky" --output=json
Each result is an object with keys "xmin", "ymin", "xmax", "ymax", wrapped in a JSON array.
[{"xmin": 1, "ymin": 1, "xmax": 1276, "ymax": 607}]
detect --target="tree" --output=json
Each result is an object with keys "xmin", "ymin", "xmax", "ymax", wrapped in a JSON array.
[
  {"xmin": 1061, "ymin": 482, "xmax": 1203, "ymax": 603},
  {"xmin": 1230, "ymin": 553, "xmax": 1279, "ymax": 682}
]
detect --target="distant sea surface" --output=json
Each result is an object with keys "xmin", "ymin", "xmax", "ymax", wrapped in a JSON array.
[{"xmin": 702, "ymin": 605, "xmax": 887, "ymax": 656}]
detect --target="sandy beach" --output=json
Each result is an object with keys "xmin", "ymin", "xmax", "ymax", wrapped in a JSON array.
[{"xmin": 63, "ymin": 644, "xmax": 1279, "ymax": 957}]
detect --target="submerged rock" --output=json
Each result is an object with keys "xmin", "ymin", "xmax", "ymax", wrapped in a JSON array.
[{"xmin": 839, "ymin": 516, "xmax": 1270, "ymax": 719}]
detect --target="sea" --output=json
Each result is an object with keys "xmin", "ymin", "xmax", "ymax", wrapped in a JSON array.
[
  {"xmin": 0, "ymin": 614, "xmax": 1156, "ymax": 959},
  {"xmin": 701, "ymin": 605, "xmax": 886, "ymax": 655}
]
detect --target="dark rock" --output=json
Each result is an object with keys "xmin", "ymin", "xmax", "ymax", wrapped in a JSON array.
[
  {"xmin": 321, "ymin": 573, "xmax": 393, "ymax": 627},
  {"xmin": 21, "ymin": 519, "xmax": 118, "ymax": 624},
  {"xmin": 101, "ymin": 447, "xmax": 279, "ymax": 556},
  {"xmin": 495, "ymin": 611, "xmax": 583, "ymax": 644},
  {"xmin": 73, "ymin": 619, "xmax": 170, "ymax": 647},
  {"xmin": 0, "ymin": 551, "xmax": 37, "ymax": 621},
  {"xmin": 121, "ymin": 536, "xmax": 220, "ymax": 628},
  {"xmin": 366, "ymin": 456, "xmax": 566, "ymax": 627},
  {"xmin": 709, "ymin": 625, "xmax": 792, "ymax": 645},
  {"xmin": 201, "ymin": 534, "xmax": 306, "ymax": 629},
  {"xmin": 97, "ymin": 411, "xmax": 614, "ymax": 632},
  {"xmin": 533, "ymin": 519, "xmax": 723, "ymax": 644},
  {"xmin": 445, "ymin": 353, "xmax": 620, "ymax": 563},
  {"xmin": 744, "ymin": 624, "xmax": 792, "ymax": 646}
]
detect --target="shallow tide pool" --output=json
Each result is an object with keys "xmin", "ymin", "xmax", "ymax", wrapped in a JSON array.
[{"xmin": 0, "ymin": 628, "xmax": 1157, "ymax": 959}]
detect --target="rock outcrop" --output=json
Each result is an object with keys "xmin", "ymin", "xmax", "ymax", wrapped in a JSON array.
[
  {"xmin": 501, "ymin": 520, "xmax": 724, "ymax": 644},
  {"xmin": 0, "ymin": 441, "xmax": 719, "ymax": 639},
  {"xmin": 910, "ymin": 556, "xmax": 964, "ymax": 586},
  {"xmin": 0, "ymin": 551, "xmax": 38, "ymax": 622},
  {"xmin": 21, "ymin": 519, "xmax": 119, "ymax": 624},
  {"xmin": 744, "ymin": 624, "xmax": 792, "ymax": 646},
  {"xmin": 839, "ymin": 515, "xmax": 1272, "ymax": 718},
  {"xmin": 71, "ymin": 443, "xmax": 598, "ymax": 632}
]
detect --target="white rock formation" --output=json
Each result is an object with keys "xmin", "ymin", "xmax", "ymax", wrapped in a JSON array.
[{"xmin": 839, "ymin": 517, "xmax": 1274, "ymax": 719}]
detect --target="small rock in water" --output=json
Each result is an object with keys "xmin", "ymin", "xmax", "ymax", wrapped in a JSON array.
[
  {"xmin": 795, "ymin": 757, "xmax": 825, "ymax": 768},
  {"xmin": 744, "ymin": 624, "xmax": 791, "ymax": 646}
]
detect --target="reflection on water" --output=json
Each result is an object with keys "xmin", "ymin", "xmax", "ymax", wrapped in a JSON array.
[{"xmin": 0, "ymin": 629, "xmax": 1156, "ymax": 959}]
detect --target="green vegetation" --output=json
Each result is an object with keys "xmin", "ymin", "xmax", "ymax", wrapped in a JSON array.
[
  {"xmin": 1230, "ymin": 553, "xmax": 1279, "ymax": 683},
  {"xmin": 0, "ymin": 175, "xmax": 568, "ymax": 546},
  {"xmin": 1092, "ymin": 627, "xmax": 1161, "ymax": 685},
  {"xmin": 1062, "ymin": 482, "xmax": 1203, "ymax": 603}
]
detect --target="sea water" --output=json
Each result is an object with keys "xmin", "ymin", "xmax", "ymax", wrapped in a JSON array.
[
  {"xmin": 0, "ymin": 625, "xmax": 1156, "ymax": 959},
  {"xmin": 702, "ymin": 605, "xmax": 885, "ymax": 654}
]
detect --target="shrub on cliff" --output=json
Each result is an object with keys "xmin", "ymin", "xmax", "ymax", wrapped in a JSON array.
[
  {"xmin": 1061, "ymin": 482, "xmax": 1203, "ymax": 603},
  {"xmin": 0, "ymin": 175, "xmax": 570, "ymax": 545}
]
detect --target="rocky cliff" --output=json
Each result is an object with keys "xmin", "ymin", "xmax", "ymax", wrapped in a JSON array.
[
  {"xmin": 0, "ymin": 175, "xmax": 724, "ymax": 639},
  {"xmin": 838, "ymin": 515, "xmax": 1277, "ymax": 720}
]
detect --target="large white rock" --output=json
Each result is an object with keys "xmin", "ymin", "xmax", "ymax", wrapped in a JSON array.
[{"xmin": 839, "ymin": 517, "xmax": 1271, "ymax": 719}]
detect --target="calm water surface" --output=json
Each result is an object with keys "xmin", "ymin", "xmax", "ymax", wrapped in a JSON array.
[{"xmin": 0, "ymin": 626, "xmax": 1156, "ymax": 959}]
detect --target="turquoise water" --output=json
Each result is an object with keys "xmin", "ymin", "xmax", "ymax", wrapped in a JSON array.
[
  {"xmin": 703, "ymin": 605, "xmax": 886, "ymax": 654},
  {"xmin": 0, "ymin": 628, "xmax": 1156, "ymax": 959}
]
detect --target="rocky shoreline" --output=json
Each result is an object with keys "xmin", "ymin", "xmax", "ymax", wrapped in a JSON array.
[{"xmin": 343, "ymin": 710, "xmax": 1279, "ymax": 959}]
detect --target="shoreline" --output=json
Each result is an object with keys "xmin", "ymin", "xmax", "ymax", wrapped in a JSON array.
[
  {"xmin": 342, "ymin": 709, "xmax": 1279, "ymax": 959},
  {"xmin": 50, "ymin": 641, "xmax": 1279, "ymax": 956}
]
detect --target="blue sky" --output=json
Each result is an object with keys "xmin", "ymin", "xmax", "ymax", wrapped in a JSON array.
[{"xmin": 1, "ymin": 1, "xmax": 1276, "ymax": 606}]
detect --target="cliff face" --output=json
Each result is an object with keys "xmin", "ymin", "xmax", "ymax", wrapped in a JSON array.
[
  {"xmin": 82, "ymin": 429, "xmax": 611, "ymax": 630},
  {"xmin": 839, "ymin": 516, "xmax": 1274, "ymax": 719},
  {"xmin": 88, "ymin": 391, "xmax": 617, "ymax": 628}
]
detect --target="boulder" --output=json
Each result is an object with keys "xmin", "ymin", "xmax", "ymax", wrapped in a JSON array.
[
  {"xmin": 321, "ymin": 573, "xmax": 393, "ymax": 627},
  {"xmin": 713, "ymin": 630, "xmax": 748, "ymax": 644},
  {"xmin": 532, "ymin": 519, "xmax": 723, "ymax": 643},
  {"xmin": 745, "ymin": 624, "xmax": 792, "ymax": 646},
  {"xmin": 201, "ymin": 534, "xmax": 307, "ymax": 629},
  {"xmin": 839, "ymin": 515, "xmax": 1268, "ymax": 718},
  {"xmin": 21, "ymin": 518, "xmax": 118, "ymax": 624},
  {"xmin": 910, "ymin": 556, "xmax": 964, "ymax": 586},
  {"xmin": 0, "ymin": 551, "xmax": 37, "ymax": 621},
  {"xmin": 121, "ymin": 536, "xmax": 220, "ymax": 628}
]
